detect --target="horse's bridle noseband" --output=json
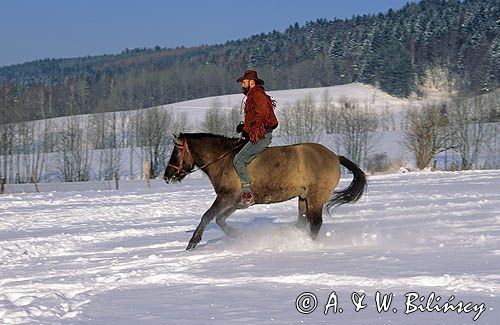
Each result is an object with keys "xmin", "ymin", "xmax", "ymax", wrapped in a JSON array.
[{"xmin": 168, "ymin": 138, "xmax": 194, "ymax": 177}]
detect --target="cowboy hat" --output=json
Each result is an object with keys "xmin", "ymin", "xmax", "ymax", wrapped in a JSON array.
[{"xmin": 236, "ymin": 69, "xmax": 265, "ymax": 85}]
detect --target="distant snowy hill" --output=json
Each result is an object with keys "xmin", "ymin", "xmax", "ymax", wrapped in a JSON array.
[{"xmin": 160, "ymin": 82, "xmax": 414, "ymax": 123}]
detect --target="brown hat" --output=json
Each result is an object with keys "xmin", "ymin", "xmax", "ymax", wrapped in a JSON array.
[{"xmin": 236, "ymin": 69, "xmax": 264, "ymax": 85}]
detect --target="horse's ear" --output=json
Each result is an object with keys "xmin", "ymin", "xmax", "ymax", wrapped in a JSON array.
[{"xmin": 172, "ymin": 133, "xmax": 183, "ymax": 145}]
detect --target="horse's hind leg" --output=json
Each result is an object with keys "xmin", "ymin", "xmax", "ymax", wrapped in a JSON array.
[
  {"xmin": 216, "ymin": 207, "xmax": 240, "ymax": 238},
  {"xmin": 295, "ymin": 197, "xmax": 308, "ymax": 229},
  {"xmin": 306, "ymin": 197, "xmax": 324, "ymax": 240},
  {"xmin": 309, "ymin": 209, "xmax": 323, "ymax": 240}
]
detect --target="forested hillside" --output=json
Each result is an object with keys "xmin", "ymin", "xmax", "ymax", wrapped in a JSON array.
[{"xmin": 0, "ymin": 0, "xmax": 498, "ymax": 123}]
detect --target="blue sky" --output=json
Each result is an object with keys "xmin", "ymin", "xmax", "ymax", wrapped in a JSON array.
[{"xmin": 0, "ymin": 0, "xmax": 415, "ymax": 67}]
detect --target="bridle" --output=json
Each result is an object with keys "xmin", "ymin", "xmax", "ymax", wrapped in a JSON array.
[
  {"xmin": 167, "ymin": 137, "xmax": 246, "ymax": 178},
  {"xmin": 167, "ymin": 138, "xmax": 194, "ymax": 177}
]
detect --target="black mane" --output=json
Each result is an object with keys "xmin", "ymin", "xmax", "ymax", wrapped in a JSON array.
[{"xmin": 180, "ymin": 133, "xmax": 243, "ymax": 151}]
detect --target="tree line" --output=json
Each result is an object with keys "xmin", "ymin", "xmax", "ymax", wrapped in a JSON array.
[
  {"xmin": 403, "ymin": 88, "xmax": 500, "ymax": 170},
  {"xmin": 0, "ymin": 108, "xmax": 187, "ymax": 184},
  {"xmin": 196, "ymin": 88, "xmax": 500, "ymax": 172},
  {"xmin": 1, "ymin": 88, "xmax": 499, "ymax": 184}
]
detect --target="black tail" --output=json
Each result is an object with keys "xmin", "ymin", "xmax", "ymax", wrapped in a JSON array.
[{"xmin": 326, "ymin": 156, "xmax": 367, "ymax": 214}]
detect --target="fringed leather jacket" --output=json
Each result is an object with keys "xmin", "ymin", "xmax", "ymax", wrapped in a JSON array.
[{"xmin": 242, "ymin": 85, "xmax": 278, "ymax": 143}]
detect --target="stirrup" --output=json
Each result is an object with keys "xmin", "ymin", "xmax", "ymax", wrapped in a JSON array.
[{"xmin": 236, "ymin": 192, "xmax": 255, "ymax": 208}]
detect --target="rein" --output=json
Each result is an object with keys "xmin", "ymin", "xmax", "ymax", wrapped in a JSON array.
[{"xmin": 168, "ymin": 138, "xmax": 245, "ymax": 176}]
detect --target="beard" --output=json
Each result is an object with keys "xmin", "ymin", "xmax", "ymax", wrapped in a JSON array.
[{"xmin": 242, "ymin": 85, "xmax": 250, "ymax": 95}]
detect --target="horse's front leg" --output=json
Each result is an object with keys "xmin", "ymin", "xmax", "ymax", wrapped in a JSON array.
[{"xmin": 186, "ymin": 196, "xmax": 232, "ymax": 250}]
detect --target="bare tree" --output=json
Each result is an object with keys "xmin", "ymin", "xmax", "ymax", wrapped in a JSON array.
[
  {"xmin": 279, "ymin": 94, "xmax": 322, "ymax": 144},
  {"xmin": 0, "ymin": 123, "xmax": 15, "ymax": 182},
  {"xmin": 174, "ymin": 112, "xmax": 189, "ymax": 133},
  {"xmin": 201, "ymin": 99, "xmax": 239, "ymax": 136},
  {"xmin": 137, "ymin": 107, "xmax": 177, "ymax": 178},
  {"xmin": 105, "ymin": 112, "xmax": 124, "ymax": 181},
  {"xmin": 56, "ymin": 116, "xmax": 93, "ymax": 182},
  {"xmin": 224, "ymin": 107, "xmax": 241, "ymax": 137},
  {"xmin": 403, "ymin": 103, "xmax": 450, "ymax": 169},
  {"xmin": 334, "ymin": 97, "xmax": 379, "ymax": 168},
  {"xmin": 483, "ymin": 90, "xmax": 500, "ymax": 168},
  {"xmin": 38, "ymin": 119, "xmax": 54, "ymax": 181},
  {"xmin": 321, "ymin": 90, "xmax": 339, "ymax": 134},
  {"xmin": 380, "ymin": 104, "xmax": 397, "ymax": 131},
  {"xmin": 91, "ymin": 112, "xmax": 123, "ymax": 180},
  {"xmin": 90, "ymin": 112, "xmax": 106, "ymax": 180},
  {"xmin": 201, "ymin": 99, "xmax": 225, "ymax": 134},
  {"xmin": 485, "ymin": 123, "xmax": 500, "ymax": 168},
  {"xmin": 447, "ymin": 95, "xmax": 493, "ymax": 169},
  {"xmin": 125, "ymin": 110, "xmax": 141, "ymax": 179},
  {"xmin": 130, "ymin": 110, "xmax": 145, "ymax": 179},
  {"xmin": 16, "ymin": 120, "xmax": 46, "ymax": 183}
]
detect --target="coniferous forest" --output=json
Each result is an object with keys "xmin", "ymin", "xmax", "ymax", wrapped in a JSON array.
[{"xmin": 0, "ymin": 0, "xmax": 498, "ymax": 124}]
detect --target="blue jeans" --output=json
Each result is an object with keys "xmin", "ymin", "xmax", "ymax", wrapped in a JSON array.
[{"xmin": 233, "ymin": 132, "xmax": 272, "ymax": 192}]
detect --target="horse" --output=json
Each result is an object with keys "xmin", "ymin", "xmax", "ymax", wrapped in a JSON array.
[{"xmin": 164, "ymin": 133, "xmax": 367, "ymax": 250}]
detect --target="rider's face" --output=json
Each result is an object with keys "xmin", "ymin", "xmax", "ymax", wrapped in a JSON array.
[{"xmin": 241, "ymin": 79, "xmax": 252, "ymax": 95}]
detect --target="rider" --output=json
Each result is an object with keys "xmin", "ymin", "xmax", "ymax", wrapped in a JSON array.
[{"xmin": 234, "ymin": 69, "xmax": 278, "ymax": 207}]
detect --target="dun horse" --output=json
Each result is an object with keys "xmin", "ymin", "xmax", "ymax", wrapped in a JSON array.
[{"xmin": 164, "ymin": 133, "xmax": 367, "ymax": 250}]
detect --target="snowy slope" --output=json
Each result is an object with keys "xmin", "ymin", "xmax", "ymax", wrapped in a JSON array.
[
  {"xmin": 1, "ymin": 170, "xmax": 499, "ymax": 324},
  {"xmin": 29, "ymin": 82, "xmax": 412, "ymax": 129},
  {"xmin": 160, "ymin": 82, "xmax": 415, "ymax": 125}
]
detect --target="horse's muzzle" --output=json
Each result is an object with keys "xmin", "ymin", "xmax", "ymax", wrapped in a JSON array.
[
  {"xmin": 164, "ymin": 174, "xmax": 180, "ymax": 184},
  {"xmin": 163, "ymin": 175, "xmax": 172, "ymax": 184}
]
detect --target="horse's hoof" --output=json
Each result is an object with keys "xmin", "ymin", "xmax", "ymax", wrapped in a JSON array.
[
  {"xmin": 295, "ymin": 221, "xmax": 307, "ymax": 229},
  {"xmin": 186, "ymin": 242, "xmax": 198, "ymax": 250}
]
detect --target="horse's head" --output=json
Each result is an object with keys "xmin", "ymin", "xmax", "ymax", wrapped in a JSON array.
[{"xmin": 164, "ymin": 134, "xmax": 195, "ymax": 184}]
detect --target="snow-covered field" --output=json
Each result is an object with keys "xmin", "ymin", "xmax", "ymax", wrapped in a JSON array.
[{"xmin": 1, "ymin": 170, "xmax": 499, "ymax": 324}]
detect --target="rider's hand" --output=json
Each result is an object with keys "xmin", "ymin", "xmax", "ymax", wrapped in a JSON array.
[{"xmin": 236, "ymin": 122, "xmax": 244, "ymax": 133}]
